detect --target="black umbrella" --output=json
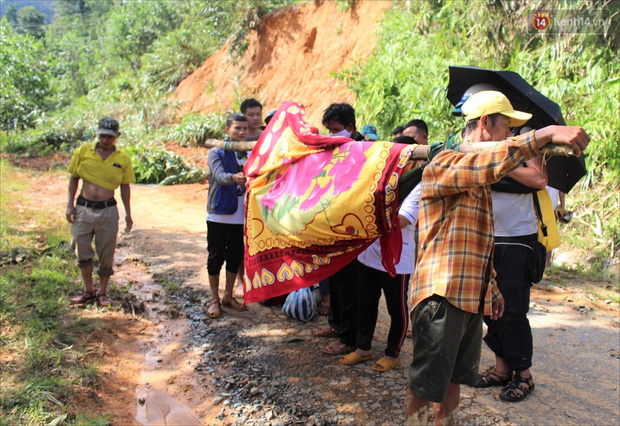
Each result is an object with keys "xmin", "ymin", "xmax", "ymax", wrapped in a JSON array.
[{"xmin": 447, "ymin": 66, "xmax": 587, "ymax": 193}]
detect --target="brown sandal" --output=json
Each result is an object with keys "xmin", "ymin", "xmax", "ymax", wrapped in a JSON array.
[
  {"xmin": 98, "ymin": 294, "xmax": 111, "ymax": 307},
  {"xmin": 70, "ymin": 291, "xmax": 96, "ymax": 305},
  {"xmin": 474, "ymin": 366, "xmax": 512, "ymax": 388},
  {"xmin": 221, "ymin": 298, "xmax": 247, "ymax": 311},
  {"xmin": 207, "ymin": 301, "xmax": 222, "ymax": 318}
]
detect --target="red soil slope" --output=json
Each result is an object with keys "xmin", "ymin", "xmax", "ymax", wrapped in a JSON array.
[{"xmin": 171, "ymin": 0, "xmax": 390, "ymax": 128}]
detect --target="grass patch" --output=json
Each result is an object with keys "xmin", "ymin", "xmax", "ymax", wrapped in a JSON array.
[
  {"xmin": 0, "ymin": 160, "xmax": 108, "ymax": 424},
  {"xmin": 0, "ymin": 159, "xmax": 72, "ymax": 251},
  {"xmin": 544, "ymin": 263, "xmax": 619, "ymax": 304}
]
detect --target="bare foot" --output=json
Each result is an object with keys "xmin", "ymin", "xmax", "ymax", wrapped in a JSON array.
[
  {"xmin": 314, "ymin": 327, "xmax": 339, "ymax": 338},
  {"xmin": 233, "ymin": 283, "xmax": 244, "ymax": 299},
  {"xmin": 323, "ymin": 340, "xmax": 355, "ymax": 355}
]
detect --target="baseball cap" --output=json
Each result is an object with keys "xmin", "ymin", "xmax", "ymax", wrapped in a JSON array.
[
  {"xmin": 96, "ymin": 116, "xmax": 120, "ymax": 137},
  {"xmin": 451, "ymin": 83, "xmax": 498, "ymax": 116},
  {"xmin": 462, "ymin": 91, "xmax": 532, "ymax": 127},
  {"xmin": 361, "ymin": 124, "xmax": 379, "ymax": 140}
]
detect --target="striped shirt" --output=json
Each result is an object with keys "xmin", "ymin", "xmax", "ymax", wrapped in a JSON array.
[{"xmin": 411, "ymin": 131, "xmax": 540, "ymax": 315}]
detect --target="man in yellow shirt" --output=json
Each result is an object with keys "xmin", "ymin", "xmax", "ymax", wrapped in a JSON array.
[{"xmin": 66, "ymin": 117, "xmax": 135, "ymax": 307}]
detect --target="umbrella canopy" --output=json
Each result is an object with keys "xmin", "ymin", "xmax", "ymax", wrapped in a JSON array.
[{"xmin": 447, "ymin": 66, "xmax": 586, "ymax": 193}]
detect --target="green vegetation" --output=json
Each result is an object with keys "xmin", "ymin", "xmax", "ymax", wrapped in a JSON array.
[
  {"xmin": 124, "ymin": 142, "xmax": 206, "ymax": 185},
  {"xmin": 0, "ymin": 21, "xmax": 50, "ymax": 131},
  {"xmin": 1, "ymin": 0, "xmax": 295, "ymax": 185},
  {"xmin": 0, "ymin": 161, "xmax": 106, "ymax": 424},
  {"xmin": 167, "ymin": 112, "xmax": 228, "ymax": 146},
  {"xmin": 338, "ymin": 0, "xmax": 619, "ymax": 273}
]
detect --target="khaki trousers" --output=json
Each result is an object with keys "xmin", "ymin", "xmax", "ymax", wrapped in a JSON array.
[{"xmin": 71, "ymin": 204, "xmax": 119, "ymax": 277}]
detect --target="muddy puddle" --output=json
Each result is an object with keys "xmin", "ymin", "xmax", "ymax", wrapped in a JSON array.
[{"xmin": 113, "ymin": 245, "xmax": 204, "ymax": 425}]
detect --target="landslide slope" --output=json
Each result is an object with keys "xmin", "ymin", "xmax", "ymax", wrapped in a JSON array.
[{"xmin": 171, "ymin": 0, "xmax": 390, "ymax": 127}]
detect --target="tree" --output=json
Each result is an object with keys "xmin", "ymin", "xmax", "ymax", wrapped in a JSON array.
[
  {"xmin": 5, "ymin": 3, "xmax": 18, "ymax": 28},
  {"xmin": 16, "ymin": 6, "xmax": 46, "ymax": 39},
  {"xmin": 0, "ymin": 20, "xmax": 50, "ymax": 131},
  {"xmin": 55, "ymin": 0, "xmax": 114, "ymax": 22}
]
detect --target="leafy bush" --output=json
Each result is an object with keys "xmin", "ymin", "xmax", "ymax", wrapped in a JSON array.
[
  {"xmin": 167, "ymin": 112, "xmax": 228, "ymax": 146},
  {"xmin": 339, "ymin": 0, "xmax": 619, "ymax": 179},
  {"xmin": 123, "ymin": 142, "xmax": 206, "ymax": 185},
  {"xmin": 0, "ymin": 20, "xmax": 50, "ymax": 131},
  {"xmin": 1, "ymin": 106, "xmax": 98, "ymax": 155}
]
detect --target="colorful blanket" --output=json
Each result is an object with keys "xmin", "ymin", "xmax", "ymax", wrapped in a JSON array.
[{"xmin": 243, "ymin": 102, "xmax": 417, "ymax": 303}]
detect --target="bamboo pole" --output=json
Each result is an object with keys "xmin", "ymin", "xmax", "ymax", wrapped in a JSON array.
[
  {"xmin": 202, "ymin": 138, "xmax": 578, "ymax": 159},
  {"xmin": 203, "ymin": 139, "xmax": 257, "ymax": 152},
  {"xmin": 455, "ymin": 141, "xmax": 577, "ymax": 157}
]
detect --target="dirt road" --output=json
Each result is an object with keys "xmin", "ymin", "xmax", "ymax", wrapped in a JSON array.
[{"xmin": 20, "ymin": 165, "xmax": 620, "ymax": 424}]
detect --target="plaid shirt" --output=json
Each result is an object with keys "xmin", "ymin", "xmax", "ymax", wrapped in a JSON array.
[{"xmin": 411, "ymin": 131, "xmax": 540, "ymax": 315}]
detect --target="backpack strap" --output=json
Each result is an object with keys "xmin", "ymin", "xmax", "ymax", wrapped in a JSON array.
[{"xmin": 532, "ymin": 192, "xmax": 548, "ymax": 237}]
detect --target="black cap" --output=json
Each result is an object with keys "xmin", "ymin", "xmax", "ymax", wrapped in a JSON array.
[
  {"xmin": 392, "ymin": 135, "xmax": 417, "ymax": 145},
  {"xmin": 96, "ymin": 116, "xmax": 119, "ymax": 137}
]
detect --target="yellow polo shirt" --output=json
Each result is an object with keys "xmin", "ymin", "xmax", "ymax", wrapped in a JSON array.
[{"xmin": 67, "ymin": 142, "xmax": 135, "ymax": 190}]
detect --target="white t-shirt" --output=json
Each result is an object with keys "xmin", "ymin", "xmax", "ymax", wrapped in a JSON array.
[
  {"xmin": 491, "ymin": 190, "xmax": 538, "ymax": 236},
  {"xmin": 547, "ymin": 186, "xmax": 560, "ymax": 209},
  {"xmin": 207, "ymin": 192, "xmax": 245, "ymax": 225},
  {"xmin": 357, "ymin": 183, "xmax": 421, "ymax": 274}
]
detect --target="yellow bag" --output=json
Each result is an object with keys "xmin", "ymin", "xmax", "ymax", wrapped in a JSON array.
[{"xmin": 533, "ymin": 190, "xmax": 560, "ymax": 251}]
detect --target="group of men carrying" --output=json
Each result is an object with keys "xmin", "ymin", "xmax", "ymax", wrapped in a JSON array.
[{"xmin": 66, "ymin": 89, "xmax": 589, "ymax": 424}]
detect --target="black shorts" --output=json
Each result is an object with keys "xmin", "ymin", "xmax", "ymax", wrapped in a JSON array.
[
  {"xmin": 206, "ymin": 221, "xmax": 244, "ymax": 276},
  {"xmin": 408, "ymin": 295, "xmax": 482, "ymax": 402}
]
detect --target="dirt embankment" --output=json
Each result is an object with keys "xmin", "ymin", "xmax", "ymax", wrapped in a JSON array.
[{"xmin": 171, "ymin": 0, "xmax": 390, "ymax": 127}]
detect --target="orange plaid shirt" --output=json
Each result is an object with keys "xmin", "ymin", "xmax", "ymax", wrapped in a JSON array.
[{"xmin": 411, "ymin": 131, "xmax": 540, "ymax": 315}]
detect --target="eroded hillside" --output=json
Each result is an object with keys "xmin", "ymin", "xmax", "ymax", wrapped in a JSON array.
[{"xmin": 171, "ymin": 0, "xmax": 390, "ymax": 127}]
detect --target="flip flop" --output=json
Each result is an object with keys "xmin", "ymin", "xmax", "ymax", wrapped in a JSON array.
[
  {"xmin": 340, "ymin": 352, "xmax": 372, "ymax": 365},
  {"xmin": 323, "ymin": 340, "xmax": 355, "ymax": 355},
  {"xmin": 207, "ymin": 301, "xmax": 222, "ymax": 318},
  {"xmin": 371, "ymin": 356, "xmax": 401, "ymax": 372},
  {"xmin": 222, "ymin": 298, "xmax": 248, "ymax": 311}
]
